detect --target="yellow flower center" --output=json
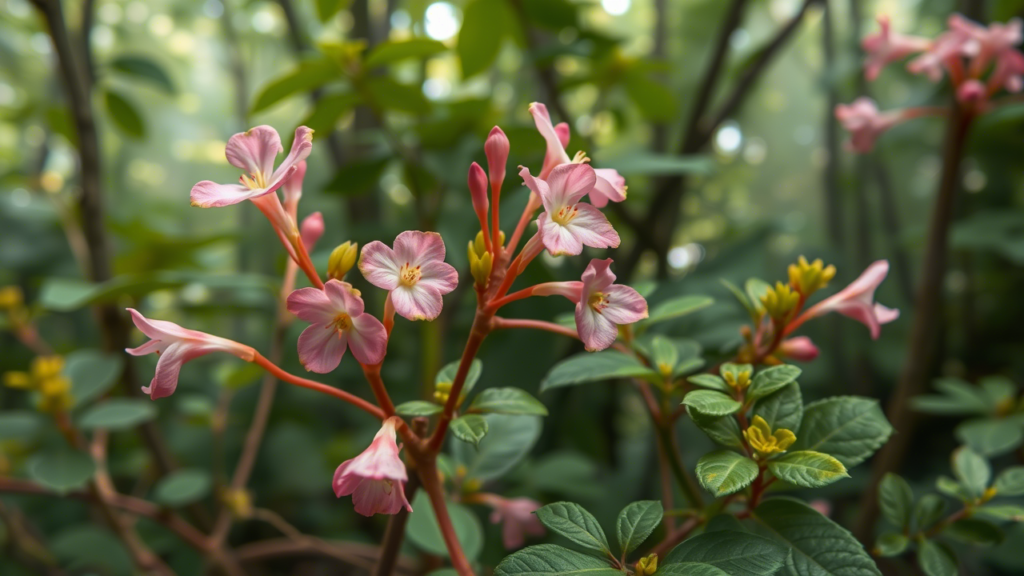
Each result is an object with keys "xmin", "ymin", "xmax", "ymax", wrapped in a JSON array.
[
  {"xmin": 329, "ymin": 313, "xmax": 352, "ymax": 332},
  {"xmin": 399, "ymin": 263, "xmax": 422, "ymax": 287},
  {"xmin": 588, "ymin": 291, "xmax": 608, "ymax": 313},
  {"xmin": 240, "ymin": 171, "xmax": 268, "ymax": 190},
  {"xmin": 743, "ymin": 415, "xmax": 796, "ymax": 458},
  {"xmin": 552, "ymin": 204, "xmax": 579, "ymax": 226}
]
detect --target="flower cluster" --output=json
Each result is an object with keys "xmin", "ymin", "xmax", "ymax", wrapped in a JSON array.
[
  {"xmin": 3, "ymin": 355, "xmax": 73, "ymax": 413},
  {"xmin": 837, "ymin": 14, "xmax": 1024, "ymax": 152}
]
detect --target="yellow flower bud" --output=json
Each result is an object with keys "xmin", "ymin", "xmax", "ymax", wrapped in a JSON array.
[
  {"xmin": 4, "ymin": 372, "xmax": 32, "ymax": 389},
  {"xmin": 0, "ymin": 285, "xmax": 23, "ymax": 309},
  {"xmin": 788, "ymin": 256, "xmax": 836, "ymax": 296},
  {"xmin": 494, "ymin": 230, "xmax": 506, "ymax": 249},
  {"xmin": 328, "ymin": 242, "xmax": 359, "ymax": 281},
  {"xmin": 981, "ymin": 486, "xmax": 998, "ymax": 503},
  {"xmin": 723, "ymin": 369, "xmax": 752, "ymax": 391},
  {"xmin": 636, "ymin": 554, "xmax": 658, "ymax": 576},
  {"xmin": 760, "ymin": 282, "xmax": 800, "ymax": 322},
  {"xmin": 472, "ymin": 231, "xmax": 488, "ymax": 257},
  {"xmin": 471, "ymin": 251, "xmax": 493, "ymax": 288},
  {"xmin": 743, "ymin": 415, "xmax": 796, "ymax": 458},
  {"xmin": 463, "ymin": 478, "xmax": 482, "ymax": 494},
  {"xmin": 31, "ymin": 356, "xmax": 65, "ymax": 381},
  {"xmin": 223, "ymin": 488, "xmax": 254, "ymax": 518}
]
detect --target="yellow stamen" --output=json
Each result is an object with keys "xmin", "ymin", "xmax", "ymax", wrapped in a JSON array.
[
  {"xmin": 399, "ymin": 263, "xmax": 422, "ymax": 287},
  {"xmin": 552, "ymin": 204, "xmax": 579, "ymax": 226}
]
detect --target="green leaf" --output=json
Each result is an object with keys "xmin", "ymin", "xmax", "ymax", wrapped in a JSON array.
[
  {"xmin": 747, "ymin": 365, "xmax": 801, "ymax": 400},
  {"xmin": 437, "ymin": 358, "xmax": 483, "ymax": 398},
  {"xmin": 952, "ymin": 446, "xmax": 990, "ymax": 498},
  {"xmin": 250, "ymin": 58, "xmax": 338, "ymax": 114},
  {"xmin": 978, "ymin": 376, "xmax": 1016, "ymax": 406},
  {"xmin": 624, "ymin": 69, "xmax": 676, "ymax": 121},
  {"xmin": 695, "ymin": 451, "xmax": 758, "ymax": 496},
  {"xmin": 955, "ymin": 418, "xmax": 1024, "ymax": 457},
  {"xmin": 656, "ymin": 564, "xmax": 729, "ymax": 576},
  {"xmin": 152, "ymin": 469, "xmax": 211, "ymax": 507},
  {"xmin": 767, "ymin": 451, "xmax": 848, "ymax": 488},
  {"xmin": 752, "ymin": 383, "xmax": 803, "ymax": 432},
  {"xmin": 109, "ymin": 55, "xmax": 175, "ymax": 94},
  {"xmin": 315, "ymin": 0, "xmax": 350, "ymax": 22},
  {"xmin": 458, "ymin": 0, "xmax": 511, "ymax": 78},
  {"xmin": 451, "ymin": 415, "xmax": 489, "ymax": 446},
  {"xmin": 494, "ymin": 544, "xmax": 622, "ymax": 576},
  {"xmin": 792, "ymin": 397, "xmax": 893, "ymax": 467},
  {"xmin": 878, "ymin": 473, "xmax": 914, "ymax": 530},
  {"xmin": 28, "ymin": 450, "xmax": 95, "ymax": 494},
  {"xmin": 395, "ymin": 401, "xmax": 443, "ymax": 417},
  {"xmin": 407, "ymin": 492, "xmax": 484, "ymax": 561},
  {"xmin": 103, "ymin": 89, "xmax": 145, "ymax": 138},
  {"xmin": 994, "ymin": 466, "xmax": 1024, "ymax": 496},
  {"xmin": 721, "ymin": 278, "xmax": 756, "ymax": 319},
  {"xmin": 644, "ymin": 295, "xmax": 715, "ymax": 325},
  {"xmin": 366, "ymin": 75, "xmax": 430, "ymax": 114},
  {"xmin": 753, "ymin": 497, "xmax": 881, "ymax": 576},
  {"xmin": 914, "ymin": 494, "xmax": 947, "ymax": 531},
  {"xmin": 945, "ymin": 518, "xmax": 1004, "ymax": 546},
  {"xmin": 596, "ymin": 153, "xmax": 714, "ymax": 177},
  {"xmin": 720, "ymin": 363, "xmax": 752, "ymax": 383},
  {"xmin": 935, "ymin": 475, "xmax": 970, "ymax": 501},
  {"xmin": 615, "ymin": 500, "xmax": 663, "ymax": 554},
  {"xmin": 681, "ymin": 390, "xmax": 741, "ymax": 417},
  {"xmin": 536, "ymin": 502, "xmax": 610, "ymax": 554},
  {"xmin": 469, "ymin": 388, "xmax": 548, "ymax": 416},
  {"xmin": 975, "ymin": 504, "xmax": 1024, "ymax": 521},
  {"xmin": 365, "ymin": 38, "xmax": 448, "ymax": 68},
  {"xmin": 51, "ymin": 525, "xmax": 132, "ymax": 575},
  {"xmin": 650, "ymin": 335, "xmax": 679, "ymax": 376},
  {"xmin": 688, "ymin": 374, "xmax": 730, "ymax": 392},
  {"xmin": 663, "ymin": 529, "xmax": 788, "ymax": 576},
  {"xmin": 932, "ymin": 378, "xmax": 992, "ymax": 413},
  {"xmin": 300, "ymin": 91, "xmax": 360, "ymax": 135},
  {"xmin": 452, "ymin": 414, "xmax": 541, "ymax": 481},
  {"xmin": 520, "ymin": 0, "xmax": 577, "ymax": 30},
  {"xmin": 77, "ymin": 399, "xmax": 157, "ymax": 431},
  {"xmin": 688, "ymin": 408, "xmax": 744, "ymax": 448},
  {"xmin": 874, "ymin": 533, "xmax": 909, "ymax": 557},
  {"xmin": 323, "ymin": 156, "xmax": 390, "ymax": 196},
  {"xmin": 918, "ymin": 539, "xmax": 957, "ymax": 576},
  {"xmin": 0, "ymin": 411, "xmax": 45, "ymax": 440},
  {"xmin": 541, "ymin": 351, "xmax": 656, "ymax": 392},
  {"xmin": 744, "ymin": 279, "xmax": 771, "ymax": 313},
  {"xmin": 66, "ymin": 349, "xmax": 123, "ymax": 407}
]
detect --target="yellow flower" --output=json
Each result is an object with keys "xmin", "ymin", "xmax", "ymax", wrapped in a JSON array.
[
  {"xmin": 31, "ymin": 356, "xmax": 65, "ymax": 381},
  {"xmin": 3, "ymin": 372, "xmax": 32, "ymax": 389},
  {"xmin": 723, "ymin": 368, "xmax": 752, "ymax": 390},
  {"xmin": 744, "ymin": 415, "xmax": 796, "ymax": 458},
  {"xmin": 635, "ymin": 554, "xmax": 658, "ymax": 576},
  {"xmin": 788, "ymin": 256, "xmax": 836, "ymax": 296},
  {"xmin": 760, "ymin": 282, "xmax": 800, "ymax": 321},
  {"xmin": 0, "ymin": 285, "xmax": 23, "ymax": 309}
]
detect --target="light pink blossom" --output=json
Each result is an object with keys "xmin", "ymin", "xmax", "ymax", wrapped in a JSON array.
[
  {"xmin": 333, "ymin": 418, "xmax": 412, "ymax": 517},
  {"xmin": 834, "ymin": 98, "xmax": 904, "ymax": 153},
  {"xmin": 478, "ymin": 494, "xmax": 544, "ymax": 549},
  {"xmin": 989, "ymin": 48, "xmax": 1024, "ymax": 93},
  {"xmin": 282, "ymin": 160, "xmax": 307, "ymax": 221},
  {"xmin": 287, "ymin": 280, "xmax": 388, "ymax": 372},
  {"xmin": 300, "ymin": 212, "xmax": 324, "ymax": 250},
  {"xmin": 862, "ymin": 16, "xmax": 931, "ymax": 80},
  {"xmin": 520, "ymin": 164, "xmax": 619, "ymax": 256},
  {"xmin": 794, "ymin": 260, "xmax": 899, "ymax": 340},
  {"xmin": 908, "ymin": 25, "xmax": 971, "ymax": 81},
  {"xmin": 529, "ymin": 102, "xmax": 627, "ymax": 207},
  {"xmin": 358, "ymin": 231, "xmax": 459, "ymax": 321},
  {"xmin": 125, "ymin": 308, "xmax": 255, "ymax": 400},
  {"xmin": 957, "ymin": 79, "xmax": 988, "ymax": 104},
  {"xmin": 190, "ymin": 126, "xmax": 313, "ymax": 208},
  {"xmin": 949, "ymin": 14, "xmax": 1022, "ymax": 60},
  {"xmin": 778, "ymin": 336, "xmax": 820, "ymax": 362}
]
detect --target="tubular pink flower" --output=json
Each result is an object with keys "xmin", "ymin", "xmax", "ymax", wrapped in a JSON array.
[
  {"xmin": 125, "ymin": 308, "xmax": 255, "ymax": 400},
  {"xmin": 989, "ymin": 48, "xmax": 1024, "ymax": 93},
  {"xmin": 358, "ymin": 231, "xmax": 459, "ymax": 321},
  {"xmin": 286, "ymin": 280, "xmax": 388, "ymax": 372},
  {"xmin": 478, "ymin": 494, "xmax": 545, "ymax": 549},
  {"xmin": 485, "ymin": 126, "xmax": 509, "ymax": 192},
  {"xmin": 792, "ymin": 260, "xmax": 899, "ymax": 340},
  {"xmin": 957, "ymin": 79, "xmax": 988, "ymax": 104},
  {"xmin": 949, "ymin": 14, "xmax": 1021, "ymax": 60},
  {"xmin": 520, "ymin": 164, "xmax": 619, "ymax": 256},
  {"xmin": 778, "ymin": 336, "xmax": 820, "ymax": 362},
  {"xmin": 907, "ymin": 25, "xmax": 971, "ymax": 81},
  {"xmin": 834, "ymin": 98, "xmax": 904, "ymax": 153},
  {"xmin": 333, "ymin": 418, "xmax": 412, "ymax": 517},
  {"xmin": 861, "ymin": 16, "xmax": 931, "ymax": 81},
  {"xmin": 300, "ymin": 212, "xmax": 324, "ymax": 251},
  {"xmin": 190, "ymin": 126, "xmax": 313, "ymax": 208},
  {"xmin": 528, "ymin": 102, "xmax": 627, "ymax": 206},
  {"xmin": 282, "ymin": 160, "xmax": 307, "ymax": 221}
]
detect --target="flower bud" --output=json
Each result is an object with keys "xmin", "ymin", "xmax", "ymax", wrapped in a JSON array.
[
  {"xmin": 778, "ymin": 336, "xmax": 820, "ymax": 362},
  {"xmin": 32, "ymin": 356, "xmax": 64, "ymax": 381},
  {"xmin": 760, "ymin": 282, "xmax": 800, "ymax": 322},
  {"xmin": 471, "ymin": 251, "xmax": 493, "ymax": 288},
  {"xmin": 300, "ymin": 211, "xmax": 324, "ymax": 251},
  {"xmin": 0, "ymin": 285, "xmax": 23, "ymax": 309},
  {"xmin": 472, "ymin": 231, "xmax": 488, "ymax": 258},
  {"xmin": 223, "ymin": 487, "xmax": 254, "ymax": 518},
  {"xmin": 787, "ymin": 256, "xmax": 836, "ymax": 296},
  {"xmin": 328, "ymin": 242, "xmax": 358, "ymax": 281},
  {"xmin": 636, "ymin": 554, "xmax": 658, "ymax": 576},
  {"xmin": 3, "ymin": 372, "xmax": 32, "ymax": 389},
  {"xmin": 469, "ymin": 161, "xmax": 489, "ymax": 225},
  {"xmin": 484, "ymin": 126, "xmax": 509, "ymax": 190}
]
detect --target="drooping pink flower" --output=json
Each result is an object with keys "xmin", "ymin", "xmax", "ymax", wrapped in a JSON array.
[
  {"xmin": 834, "ymin": 98, "xmax": 904, "ymax": 153},
  {"xmin": 478, "ymin": 494, "xmax": 545, "ymax": 549},
  {"xmin": 989, "ymin": 48, "xmax": 1024, "ymax": 93},
  {"xmin": 793, "ymin": 260, "xmax": 899, "ymax": 340},
  {"xmin": 948, "ymin": 14, "xmax": 1022, "ymax": 60},
  {"xmin": 778, "ymin": 336, "xmax": 820, "ymax": 362},
  {"xmin": 861, "ymin": 16, "xmax": 931, "ymax": 81},
  {"xmin": 529, "ymin": 103, "xmax": 627, "ymax": 206},
  {"xmin": 358, "ymin": 231, "xmax": 459, "ymax": 321},
  {"xmin": 907, "ymin": 26, "xmax": 971, "ymax": 81},
  {"xmin": 333, "ymin": 418, "xmax": 412, "ymax": 517},
  {"xmin": 190, "ymin": 126, "xmax": 313, "ymax": 208},
  {"xmin": 520, "ymin": 164, "xmax": 620, "ymax": 256},
  {"xmin": 287, "ymin": 280, "xmax": 388, "ymax": 372},
  {"xmin": 125, "ymin": 308, "xmax": 255, "ymax": 400}
]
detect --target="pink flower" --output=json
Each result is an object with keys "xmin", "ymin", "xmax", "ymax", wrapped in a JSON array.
[
  {"xmin": 529, "ymin": 103, "xmax": 627, "ymax": 207},
  {"xmin": 286, "ymin": 280, "xmax": 388, "ymax": 372},
  {"xmin": 778, "ymin": 336, "xmax": 819, "ymax": 362},
  {"xmin": 478, "ymin": 494, "xmax": 544, "ymax": 549},
  {"xmin": 358, "ymin": 231, "xmax": 459, "ymax": 321},
  {"xmin": 862, "ymin": 16, "xmax": 931, "ymax": 80},
  {"xmin": 949, "ymin": 14, "xmax": 1021, "ymax": 60},
  {"xmin": 535, "ymin": 259, "xmax": 648, "ymax": 351},
  {"xmin": 282, "ymin": 160, "xmax": 307, "ymax": 221},
  {"xmin": 834, "ymin": 98, "xmax": 903, "ymax": 153},
  {"xmin": 957, "ymin": 79, "xmax": 988, "ymax": 104},
  {"xmin": 989, "ymin": 48, "xmax": 1024, "ymax": 93},
  {"xmin": 485, "ymin": 126, "xmax": 509, "ymax": 191},
  {"xmin": 125, "ymin": 309, "xmax": 255, "ymax": 400},
  {"xmin": 333, "ymin": 418, "xmax": 412, "ymax": 517},
  {"xmin": 190, "ymin": 126, "xmax": 313, "ymax": 208},
  {"xmin": 300, "ymin": 212, "xmax": 324, "ymax": 251},
  {"xmin": 794, "ymin": 260, "xmax": 899, "ymax": 340},
  {"xmin": 520, "ymin": 164, "xmax": 620, "ymax": 256},
  {"xmin": 908, "ymin": 26, "xmax": 971, "ymax": 81}
]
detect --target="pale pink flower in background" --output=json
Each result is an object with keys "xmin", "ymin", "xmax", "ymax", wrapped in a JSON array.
[
  {"xmin": 908, "ymin": 27, "xmax": 971, "ymax": 81},
  {"xmin": 529, "ymin": 102, "xmax": 627, "ymax": 206},
  {"xmin": 300, "ymin": 212, "xmax": 324, "ymax": 251},
  {"xmin": 520, "ymin": 164, "xmax": 619, "ymax": 256},
  {"xmin": 834, "ymin": 98, "xmax": 904, "ymax": 153},
  {"xmin": 287, "ymin": 280, "xmax": 388, "ymax": 372},
  {"xmin": 778, "ymin": 336, "xmax": 820, "ymax": 362},
  {"xmin": 989, "ymin": 48, "xmax": 1024, "ymax": 92},
  {"xmin": 809, "ymin": 499, "xmax": 833, "ymax": 517},
  {"xmin": 793, "ymin": 260, "xmax": 899, "ymax": 340},
  {"xmin": 478, "ymin": 494, "xmax": 545, "ymax": 549},
  {"xmin": 125, "ymin": 308, "xmax": 255, "ymax": 400},
  {"xmin": 862, "ymin": 16, "xmax": 931, "ymax": 80},
  {"xmin": 957, "ymin": 79, "xmax": 988, "ymax": 104},
  {"xmin": 333, "ymin": 418, "xmax": 412, "ymax": 517},
  {"xmin": 359, "ymin": 231, "xmax": 459, "ymax": 321},
  {"xmin": 949, "ymin": 14, "xmax": 1022, "ymax": 59},
  {"xmin": 190, "ymin": 126, "xmax": 313, "ymax": 208}
]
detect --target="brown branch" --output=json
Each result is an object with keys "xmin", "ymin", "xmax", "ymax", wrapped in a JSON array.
[{"xmin": 234, "ymin": 537, "xmax": 418, "ymax": 573}]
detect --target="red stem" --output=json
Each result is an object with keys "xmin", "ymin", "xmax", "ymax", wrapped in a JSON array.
[{"xmin": 252, "ymin": 353, "xmax": 385, "ymax": 420}]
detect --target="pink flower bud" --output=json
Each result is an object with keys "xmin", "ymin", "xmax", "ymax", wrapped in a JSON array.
[
  {"xmin": 468, "ymin": 161, "xmax": 489, "ymax": 216},
  {"xmin": 485, "ymin": 126, "xmax": 509, "ymax": 190},
  {"xmin": 300, "ymin": 211, "xmax": 324, "ymax": 251},
  {"xmin": 956, "ymin": 79, "xmax": 988, "ymax": 104},
  {"xmin": 778, "ymin": 336, "xmax": 820, "ymax": 362}
]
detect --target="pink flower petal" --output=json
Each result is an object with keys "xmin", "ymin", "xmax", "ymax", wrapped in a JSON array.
[
  {"xmin": 575, "ymin": 304, "xmax": 618, "ymax": 351},
  {"xmin": 326, "ymin": 279, "xmax": 366, "ymax": 317},
  {"xmin": 297, "ymin": 322, "xmax": 348, "ymax": 373},
  {"xmin": 539, "ymin": 212, "xmax": 584, "ymax": 256},
  {"xmin": 529, "ymin": 102, "xmax": 570, "ymax": 176},
  {"xmin": 580, "ymin": 258, "xmax": 616, "ymax": 293},
  {"xmin": 225, "ymin": 125, "xmax": 282, "ymax": 177},
  {"xmin": 600, "ymin": 285, "xmax": 649, "ymax": 325},
  {"xmin": 564, "ymin": 203, "xmax": 620, "ymax": 250},
  {"xmin": 267, "ymin": 126, "xmax": 314, "ymax": 191},
  {"xmin": 347, "ymin": 313, "xmax": 388, "ymax": 365},
  {"xmin": 546, "ymin": 163, "xmax": 597, "ymax": 207},
  {"xmin": 300, "ymin": 212, "xmax": 324, "ymax": 250},
  {"xmin": 394, "ymin": 231, "xmax": 446, "ymax": 268},
  {"xmin": 286, "ymin": 287, "xmax": 337, "ymax": 325},
  {"xmin": 142, "ymin": 341, "xmax": 188, "ymax": 400},
  {"xmin": 591, "ymin": 169, "xmax": 627, "ymax": 208},
  {"xmin": 417, "ymin": 260, "xmax": 459, "ymax": 295},
  {"xmin": 190, "ymin": 181, "xmax": 269, "ymax": 208},
  {"xmin": 390, "ymin": 284, "xmax": 444, "ymax": 321},
  {"xmin": 359, "ymin": 241, "xmax": 401, "ymax": 290}
]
